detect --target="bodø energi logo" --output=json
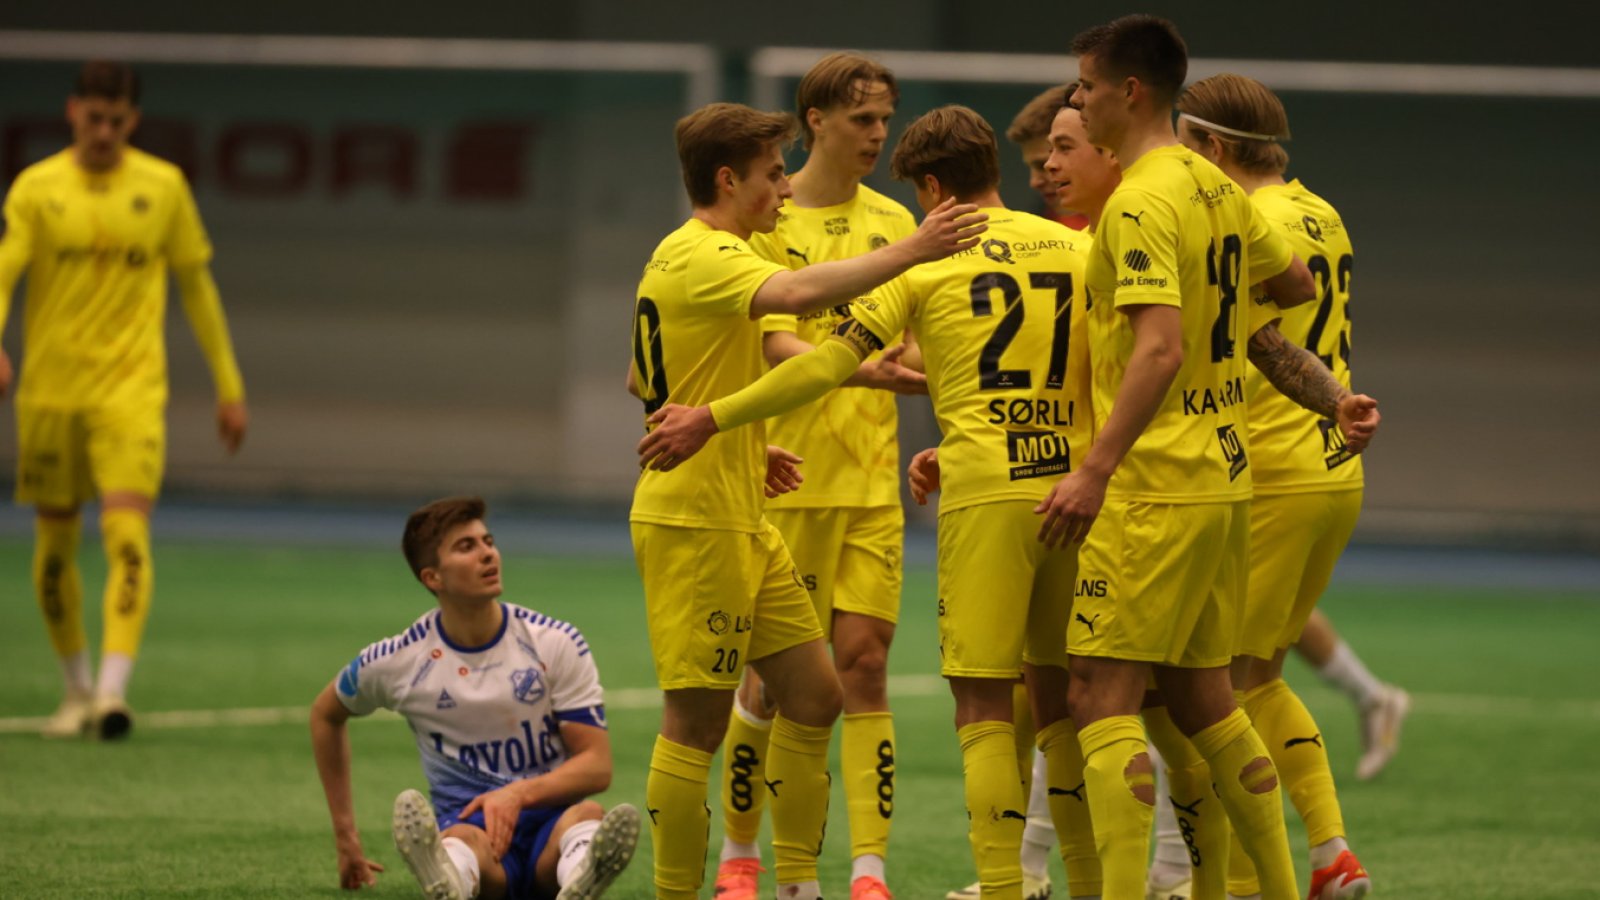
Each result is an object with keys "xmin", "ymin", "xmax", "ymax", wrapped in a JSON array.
[{"xmin": 982, "ymin": 238, "xmax": 1014, "ymax": 265}]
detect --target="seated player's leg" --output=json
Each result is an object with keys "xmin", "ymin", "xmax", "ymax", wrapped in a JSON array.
[
  {"xmin": 546, "ymin": 801, "xmax": 643, "ymax": 900},
  {"xmin": 393, "ymin": 787, "xmax": 489, "ymax": 900},
  {"xmin": 1294, "ymin": 609, "xmax": 1410, "ymax": 782},
  {"xmin": 746, "ymin": 520, "xmax": 838, "ymax": 900},
  {"xmin": 17, "ymin": 403, "xmax": 95, "ymax": 737},
  {"xmin": 831, "ymin": 505, "xmax": 904, "ymax": 899},
  {"xmin": 632, "ymin": 523, "xmax": 769, "ymax": 900},
  {"xmin": 86, "ymin": 402, "xmax": 165, "ymax": 739}
]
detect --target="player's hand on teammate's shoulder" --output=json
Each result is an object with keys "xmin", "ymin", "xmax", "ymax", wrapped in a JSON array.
[
  {"xmin": 851, "ymin": 343, "xmax": 928, "ymax": 395},
  {"xmin": 334, "ymin": 833, "xmax": 384, "ymax": 889},
  {"xmin": 1034, "ymin": 468, "xmax": 1108, "ymax": 548},
  {"xmin": 764, "ymin": 445, "xmax": 805, "ymax": 498},
  {"xmin": 217, "ymin": 400, "xmax": 248, "ymax": 454},
  {"xmin": 0, "ymin": 348, "xmax": 12, "ymax": 400},
  {"xmin": 638, "ymin": 403, "xmax": 717, "ymax": 471},
  {"xmin": 1336, "ymin": 393, "xmax": 1380, "ymax": 453},
  {"xmin": 903, "ymin": 197, "xmax": 989, "ymax": 262},
  {"xmin": 907, "ymin": 447, "xmax": 940, "ymax": 506},
  {"xmin": 461, "ymin": 783, "xmax": 524, "ymax": 860}
]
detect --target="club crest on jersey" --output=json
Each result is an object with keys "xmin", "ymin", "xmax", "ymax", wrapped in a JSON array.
[
  {"xmin": 131, "ymin": 195, "xmax": 150, "ymax": 213},
  {"xmin": 436, "ymin": 688, "xmax": 457, "ymax": 710},
  {"xmin": 510, "ymin": 667, "xmax": 547, "ymax": 704},
  {"xmin": 869, "ymin": 233, "xmax": 888, "ymax": 249},
  {"xmin": 981, "ymin": 238, "xmax": 1014, "ymax": 265}
]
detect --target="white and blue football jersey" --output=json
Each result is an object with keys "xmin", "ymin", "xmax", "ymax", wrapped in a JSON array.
[{"xmin": 334, "ymin": 602, "xmax": 605, "ymax": 820}]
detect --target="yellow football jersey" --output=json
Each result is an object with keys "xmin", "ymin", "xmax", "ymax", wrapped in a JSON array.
[
  {"xmin": 0, "ymin": 148, "xmax": 218, "ymax": 408},
  {"xmin": 629, "ymin": 218, "xmax": 786, "ymax": 533},
  {"xmin": 1246, "ymin": 180, "xmax": 1363, "ymax": 494},
  {"xmin": 747, "ymin": 186, "xmax": 915, "ymax": 509},
  {"xmin": 1085, "ymin": 145, "xmax": 1293, "ymax": 504},
  {"xmin": 839, "ymin": 208, "xmax": 1093, "ymax": 514}
]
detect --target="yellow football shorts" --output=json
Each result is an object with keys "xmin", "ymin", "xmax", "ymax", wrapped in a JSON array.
[
  {"xmin": 15, "ymin": 401, "xmax": 165, "ymax": 507},
  {"xmin": 1238, "ymin": 488, "xmax": 1363, "ymax": 659},
  {"xmin": 936, "ymin": 499, "xmax": 1077, "ymax": 679},
  {"xmin": 1069, "ymin": 499, "xmax": 1249, "ymax": 669},
  {"xmin": 631, "ymin": 519, "xmax": 825, "ymax": 691},
  {"xmin": 765, "ymin": 505, "xmax": 902, "ymax": 637}
]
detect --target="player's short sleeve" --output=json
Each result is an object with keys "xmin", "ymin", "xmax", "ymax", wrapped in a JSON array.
[
  {"xmin": 547, "ymin": 626, "xmax": 607, "ymax": 729},
  {"xmin": 1101, "ymin": 190, "xmax": 1181, "ymax": 309},
  {"xmin": 684, "ymin": 236, "xmax": 786, "ymax": 319},
  {"xmin": 761, "ymin": 312, "xmax": 799, "ymax": 335},
  {"xmin": 1246, "ymin": 287, "xmax": 1283, "ymax": 338},
  {"xmin": 333, "ymin": 648, "xmax": 392, "ymax": 717},
  {"xmin": 1242, "ymin": 200, "xmax": 1294, "ymax": 286},
  {"xmin": 164, "ymin": 173, "xmax": 213, "ymax": 269},
  {"xmin": 837, "ymin": 274, "xmax": 914, "ymax": 355}
]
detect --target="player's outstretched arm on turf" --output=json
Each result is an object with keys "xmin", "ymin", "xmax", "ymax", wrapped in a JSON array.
[
  {"xmin": 637, "ymin": 335, "xmax": 866, "ymax": 470},
  {"xmin": 1035, "ymin": 304, "xmax": 1183, "ymax": 547},
  {"xmin": 1257, "ymin": 253, "xmax": 1316, "ymax": 308},
  {"xmin": 1247, "ymin": 322, "xmax": 1380, "ymax": 452},
  {"xmin": 747, "ymin": 198, "xmax": 986, "ymax": 318},
  {"xmin": 309, "ymin": 682, "xmax": 386, "ymax": 890},
  {"xmin": 765, "ymin": 331, "xmax": 926, "ymax": 395},
  {"xmin": 907, "ymin": 447, "xmax": 940, "ymax": 506},
  {"xmin": 459, "ymin": 721, "xmax": 614, "ymax": 860},
  {"xmin": 174, "ymin": 264, "xmax": 248, "ymax": 454}
]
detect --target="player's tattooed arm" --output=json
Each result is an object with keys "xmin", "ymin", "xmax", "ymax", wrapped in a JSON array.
[{"xmin": 1247, "ymin": 323, "xmax": 1381, "ymax": 452}]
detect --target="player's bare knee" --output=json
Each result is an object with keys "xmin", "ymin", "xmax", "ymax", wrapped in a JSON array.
[
  {"xmin": 1126, "ymin": 751, "xmax": 1156, "ymax": 806},
  {"xmin": 443, "ymin": 822, "xmax": 490, "ymax": 850},
  {"xmin": 835, "ymin": 645, "xmax": 888, "ymax": 703},
  {"xmin": 1239, "ymin": 755, "xmax": 1278, "ymax": 795}
]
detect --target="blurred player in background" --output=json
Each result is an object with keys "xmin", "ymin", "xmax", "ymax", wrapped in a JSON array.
[
  {"xmin": 0, "ymin": 61, "xmax": 248, "ymax": 740},
  {"xmin": 1298, "ymin": 609, "xmax": 1410, "ymax": 781},
  {"xmin": 310, "ymin": 496, "xmax": 639, "ymax": 900},
  {"xmin": 717, "ymin": 52, "xmax": 924, "ymax": 900},
  {"xmin": 1177, "ymin": 72, "xmax": 1390, "ymax": 899},
  {"xmin": 627, "ymin": 102, "xmax": 985, "ymax": 900},
  {"xmin": 639, "ymin": 103, "xmax": 1101, "ymax": 900},
  {"xmin": 1005, "ymin": 86, "xmax": 1089, "ymax": 230}
]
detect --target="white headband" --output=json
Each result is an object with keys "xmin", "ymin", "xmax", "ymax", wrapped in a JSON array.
[{"xmin": 1178, "ymin": 112, "xmax": 1285, "ymax": 143}]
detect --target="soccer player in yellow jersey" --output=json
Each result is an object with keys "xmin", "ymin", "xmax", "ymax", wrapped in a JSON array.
[
  {"xmin": 1030, "ymin": 17, "xmax": 1375, "ymax": 900},
  {"xmin": 1176, "ymin": 73, "xmax": 1379, "ymax": 900},
  {"xmin": 717, "ymin": 53, "xmax": 924, "ymax": 900},
  {"xmin": 0, "ymin": 61, "xmax": 247, "ymax": 741},
  {"xmin": 628, "ymin": 102, "xmax": 985, "ymax": 900},
  {"xmin": 1006, "ymin": 86, "xmax": 1089, "ymax": 231},
  {"xmin": 641, "ymin": 104, "xmax": 1100, "ymax": 900}
]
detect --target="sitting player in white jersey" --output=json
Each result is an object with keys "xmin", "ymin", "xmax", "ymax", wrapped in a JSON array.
[{"xmin": 309, "ymin": 496, "xmax": 638, "ymax": 900}]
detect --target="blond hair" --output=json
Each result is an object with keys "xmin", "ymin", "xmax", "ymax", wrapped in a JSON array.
[
  {"xmin": 1177, "ymin": 74, "xmax": 1291, "ymax": 174},
  {"xmin": 795, "ymin": 52, "xmax": 898, "ymax": 149}
]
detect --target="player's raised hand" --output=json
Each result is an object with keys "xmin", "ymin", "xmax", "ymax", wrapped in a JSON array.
[
  {"xmin": 905, "ymin": 197, "xmax": 988, "ymax": 262},
  {"xmin": 1034, "ymin": 469, "xmax": 1107, "ymax": 548},
  {"xmin": 0, "ymin": 347, "xmax": 12, "ymax": 400},
  {"xmin": 907, "ymin": 447, "xmax": 940, "ymax": 506},
  {"xmin": 764, "ymin": 445, "xmax": 805, "ymax": 498},
  {"xmin": 217, "ymin": 400, "xmax": 248, "ymax": 454},
  {"xmin": 1336, "ymin": 393, "xmax": 1380, "ymax": 453},
  {"xmin": 851, "ymin": 343, "xmax": 928, "ymax": 395},
  {"xmin": 461, "ymin": 784, "xmax": 522, "ymax": 860},
  {"xmin": 334, "ymin": 834, "xmax": 384, "ymax": 889},
  {"xmin": 638, "ymin": 403, "xmax": 718, "ymax": 471}
]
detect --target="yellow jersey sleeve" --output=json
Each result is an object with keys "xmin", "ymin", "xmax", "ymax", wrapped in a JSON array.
[
  {"xmin": 754, "ymin": 187, "xmax": 916, "ymax": 509},
  {"xmin": 1244, "ymin": 181, "xmax": 1362, "ymax": 494},
  {"xmin": 1099, "ymin": 189, "xmax": 1182, "ymax": 310},
  {"xmin": 1241, "ymin": 192, "xmax": 1294, "ymax": 287},
  {"xmin": 629, "ymin": 219, "xmax": 785, "ymax": 533},
  {"xmin": 0, "ymin": 171, "xmax": 40, "ymax": 335},
  {"xmin": 164, "ymin": 174, "xmax": 213, "ymax": 269}
]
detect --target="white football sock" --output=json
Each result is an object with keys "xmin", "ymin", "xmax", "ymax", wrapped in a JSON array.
[
  {"xmin": 1148, "ymin": 742, "xmax": 1190, "ymax": 883},
  {"xmin": 441, "ymin": 836, "xmax": 482, "ymax": 898},
  {"xmin": 1317, "ymin": 641, "xmax": 1383, "ymax": 708},
  {"xmin": 556, "ymin": 819, "xmax": 601, "ymax": 886},
  {"xmin": 95, "ymin": 652, "xmax": 134, "ymax": 700},
  {"xmin": 1021, "ymin": 749, "xmax": 1053, "ymax": 878},
  {"xmin": 60, "ymin": 651, "xmax": 93, "ymax": 697},
  {"xmin": 851, "ymin": 853, "xmax": 885, "ymax": 882},
  {"xmin": 1310, "ymin": 835, "xmax": 1349, "ymax": 871},
  {"xmin": 720, "ymin": 838, "xmax": 760, "ymax": 863}
]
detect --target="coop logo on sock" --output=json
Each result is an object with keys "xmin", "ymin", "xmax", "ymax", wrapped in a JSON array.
[{"xmin": 510, "ymin": 667, "xmax": 547, "ymax": 704}]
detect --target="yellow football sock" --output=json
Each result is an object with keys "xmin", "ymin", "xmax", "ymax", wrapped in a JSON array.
[
  {"xmin": 647, "ymin": 735, "xmax": 713, "ymax": 900},
  {"xmin": 768, "ymin": 715, "xmax": 833, "ymax": 885},
  {"xmin": 720, "ymin": 701, "xmax": 772, "ymax": 845},
  {"xmin": 1144, "ymin": 707, "xmax": 1226, "ymax": 900},
  {"xmin": 959, "ymin": 720, "xmax": 1026, "ymax": 900},
  {"xmin": 1077, "ymin": 716, "xmax": 1153, "ymax": 900},
  {"xmin": 1227, "ymin": 822, "xmax": 1261, "ymax": 897},
  {"xmin": 1244, "ymin": 678, "xmax": 1346, "ymax": 847},
  {"xmin": 34, "ymin": 515, "xmax": 86, "ymax": 660},
  {"xmin": 1012, "ymin": 682, "xmax": 1036, "ymax": 797},
  {"xmin": 842, "ymin": 711, "xmax": 895, "ymax": 860},
  {"xmin": 1036, "ymin": 718, "xmax": 1101, "ymax": 898},
  {"xmin": 100, "ymin": 508, "xmax": 153, "ymax": 659},
  {"xmin": 1189, "ymin": 709, "xmax": 1298, "ymax": 900}
]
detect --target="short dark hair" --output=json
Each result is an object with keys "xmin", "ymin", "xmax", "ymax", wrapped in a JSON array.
[
  {"xmin": 74, "ymin": 60, "xmax": 140, "ymax": 104},
  {"xmin": 795, "ymin": 52, "xmax": 899, "ymax": 150},
  {"xmin": 402, "ymin": 496, "xmax": 487, "ymax": 584},
  {"xmin": 1007, "ymin": 85, "xmax": 1074, "ymax": 145},
  {"xmin": 890, "ymin": 105, "xmax": 1000, "ymax": 198},
  {"xmin": 675, "ymin": 102, "xmax": 799, "ymax": 208},
  {"xmin": 1071, "ymin": 15, "xmax": 1188, "ymax": 106}
]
